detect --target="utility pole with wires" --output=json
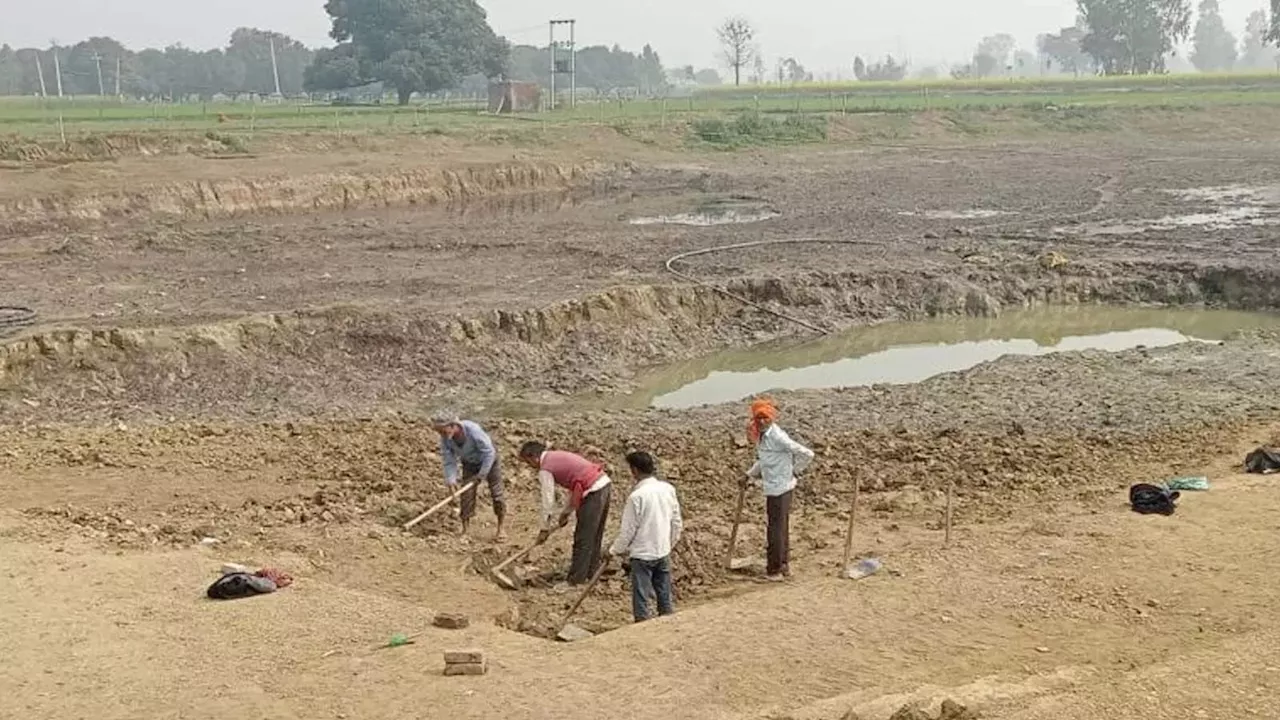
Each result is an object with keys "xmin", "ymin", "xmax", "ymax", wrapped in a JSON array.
[
  {"xmin": 269, "ymin": 35, "xmax": 283, "ymax": 96},
  {"xmin": 92, "ymin": 52, "xmax": 105, "ymax": 96},
  {"xmin": 115, "ymin": 56, "xmax": 122, "ymax": 98},
  {"xmin": 548, "ymin": 19, "xmax": 576, "ymax": 110}
]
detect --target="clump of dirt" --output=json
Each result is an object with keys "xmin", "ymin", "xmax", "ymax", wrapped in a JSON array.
[{"xmin": 887, "ymin": 699, "xmax": 978, "ymax": 720}]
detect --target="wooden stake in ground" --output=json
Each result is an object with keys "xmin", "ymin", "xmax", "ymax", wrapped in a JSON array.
[
  {"xmin": 944, "ymin": 479, "xmax": 955, "ymax": 548},
  {"xmin": 403, "ymin": 479, "xmax": 479, "ymax": 530},
  {"xmin": 841, "ymin": 471, "xmax": 862, "ymax": 570}
]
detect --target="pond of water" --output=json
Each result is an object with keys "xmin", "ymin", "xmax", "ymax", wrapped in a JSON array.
[{"xmin": 638, "ymin": 306, "xmax": 1280, "ymax": 409}]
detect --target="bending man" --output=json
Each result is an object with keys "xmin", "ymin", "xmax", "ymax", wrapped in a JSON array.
[
  {"xmin": 744, "ymin": 398, "xmax": 814, "ymax": 581},
  {"xmin": 518, "ymin": 441, "xmax": 612, "ymax": 585},
  {"xmin": 610, "ymin": 450, "xmax": 683, "ymax": 622},
  {"xmin": 432, "ymin": 413, "xmax": 507, "ymax": 541}
]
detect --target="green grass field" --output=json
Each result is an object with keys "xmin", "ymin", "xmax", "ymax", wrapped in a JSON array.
[{"xmin": 4, "ymin": 72, "xmax": 1280, "ymax": 143}]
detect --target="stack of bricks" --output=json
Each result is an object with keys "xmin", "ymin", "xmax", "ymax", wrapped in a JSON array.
[{"xmin": 443, "ymin": 650, "xmax": 487, "ymax": 676}]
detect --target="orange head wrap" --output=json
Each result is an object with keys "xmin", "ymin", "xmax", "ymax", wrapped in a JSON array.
[{"xmin": 747, "ymin": 397, "xmax": 778, "ymax": 444}]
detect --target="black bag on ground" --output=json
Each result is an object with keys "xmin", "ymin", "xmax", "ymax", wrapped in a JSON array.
[
  {"xmin": 206, "ymin": 572, "xmax": 277, "ymax": 600},
  {"xmin": 1129, "ymin": 483, "xmax": 1179, "ymax": 516},
  {"xmin": 1244, "ymin": 447, "xmax": 1280, "ymax": 474}
]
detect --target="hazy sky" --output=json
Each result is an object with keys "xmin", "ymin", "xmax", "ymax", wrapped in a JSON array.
[{"xmin": 5, "ymin": 0, "xmax": 1272, "ymax": 76}]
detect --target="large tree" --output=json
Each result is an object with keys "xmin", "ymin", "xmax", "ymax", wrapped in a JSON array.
[
  {"xmin": 853, "ymin": 54, "xmax": 908, "ymax": 81},
  {"xmin": 716, "ymin": 17, "xmax": 755, "ymax": 86},
  {"xmin": 227, "ymin": 28, "xmax": 313, "ymax": 95},
  {"xmin": 317, "ymin": 0, "xmax": 508, "ymax": 104},
  {"xmin": 1037, "ymin": 24, "xmax": 1092, "ymax": 75},
  {"xmin": 1191, "ymin": 0, "xmax": 1238, "ymax": 70},
  {"xmin": 977, "ymin": 33, "xmax": 1017, "ymax": 73},
  {"xmin": 0, "ymin": 45, "xmax": 22, "ymax": 96},
  {"xmin": 1242, "ymin": 9, "xmax": 1277, "ymax": 68},
  {"xmin": 1078, "ymin": 0, "xmax": 1192, "ymax": 74}
]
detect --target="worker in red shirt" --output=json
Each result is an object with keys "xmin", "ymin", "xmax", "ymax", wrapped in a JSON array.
[{"xmin": 518, "ymin": 441, "xmax": 613, "ymax": 585}]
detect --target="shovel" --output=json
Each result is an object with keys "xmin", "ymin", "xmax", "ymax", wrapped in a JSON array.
[
  {"xmin": 726, "ymin": 482, "xmax": 754, "ymax": 571},
  {"xmin": 555, "ymin": 561, "xmax": 608, "ymax": 642},
  {"xmin": 403, "ymin": 479, "xmax": 479, "ymax": 530},
  {"xmin": 840, "ymin": 472, "xmax": 861, "ymax": 577},
  {"xmin": 490, "ymin": 527, "xmax": 558, "ymax": 590}
]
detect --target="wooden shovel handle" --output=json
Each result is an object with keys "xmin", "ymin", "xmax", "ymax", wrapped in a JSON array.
[
  {"xmin": 402, "ymin": 479, "xmax": 479, "ymax": 530},
  {"xmin": 557, "ymin": 561, "xmax": 608, "ymax": 630},
  {"xmin": 726, "ymin": 482, "xmax": 748, "ymax": 564}
]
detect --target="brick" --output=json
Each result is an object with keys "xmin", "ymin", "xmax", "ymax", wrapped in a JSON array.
[
  {"xmin": 443, "ymin": 662, "xmax": 487, "ymax": 676},
  {"xmin": 433, "ymin": 613, "xmax": 470, "ymax": 629},
  {"xmin": 443, "ymin": 650, "xmax": 484, "ymax": 664}
]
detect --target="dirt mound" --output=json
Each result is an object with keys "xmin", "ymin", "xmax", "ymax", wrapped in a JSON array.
[{"xmin": 0, "ymin": 159, "xmax": 618, "ymax": 227}]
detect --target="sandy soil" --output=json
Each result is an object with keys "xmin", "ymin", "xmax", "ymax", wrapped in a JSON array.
[{"xmin": 4, "ymin": 108, "xmax": 1280, "ymax": 718}]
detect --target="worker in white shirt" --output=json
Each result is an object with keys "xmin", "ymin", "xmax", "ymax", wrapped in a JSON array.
[
  {"xmin": 609, "ymin": 450, "xmax": 683, "ymax": 622},
  {"xmin": 743, "ymin": 397, "xmax": 814, "ymax": 581}
]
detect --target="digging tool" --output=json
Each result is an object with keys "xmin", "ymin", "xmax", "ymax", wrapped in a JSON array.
[
  {"xmin": 555, "ymin": 562, "xmax": 608, "ymax": 642},
  {"xmin": 490, "ymin": 527, "xmax": 558, "ymax": 590},
  {"xmin": 726, "ymin": 481, "xmax": 754, "ymax": 571},
  {"xmin": 403, "ymin": 479, "xmax": 479, "ymax": 530},
  {"xmin": 840, "ymin": 471, "xmax": 861, "ymax": 575}
]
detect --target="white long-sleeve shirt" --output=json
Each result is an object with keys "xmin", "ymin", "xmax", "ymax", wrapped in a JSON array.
[
  {"xmin": 609, "ymin": 476, "xmax": 683, "ymax": 560},
  {"xmin": 747, "ymin": 424, "xmax": 815, "ymax": 497}
]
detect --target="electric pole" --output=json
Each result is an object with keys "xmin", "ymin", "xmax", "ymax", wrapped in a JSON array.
[
  {"xmin": 548, "ymin": 19, "xmax": 576, "ymax": 110},
  {"xmin": 34, "ymin": 53, "xmax": 48, "ymax": 98},
  {"xmin": 93, "ymin": 53, "xmax": 105, "ymax": 96},
  {"xmin": 52, "ymin": 45, "xmax": 64, "ymax": 98},
  {"xmin": 269, "ymin": 35, "xmax": 282, "ymax": 96},
  {"xmin": 115, "ymin": 56, "xmax": 122, "ymax": 97}
]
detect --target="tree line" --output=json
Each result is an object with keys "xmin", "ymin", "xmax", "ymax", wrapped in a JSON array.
[
  {"xmin": 0, "ymin": 30, "xmax": 313, "ymax": 99},
  {"xmin": 0, "ymin": 0, "xmax": 698, "ymax": 103},
  {"xmin": 7, "ymin": 0, "xmax": 1280, "ymax": 105},
  {"xmin": 715, "ymin": 2, "xmax": 1280, "ymax": 85}
]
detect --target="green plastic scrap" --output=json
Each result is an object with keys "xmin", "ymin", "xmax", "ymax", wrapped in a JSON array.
[{"xmin": 1166, "ymin": 476, "xmax": 1211, "ymax": 491}]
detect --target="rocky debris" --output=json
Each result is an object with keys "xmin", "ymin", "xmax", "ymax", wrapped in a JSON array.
[
  {"xmin": 443, "ymin": 649, "xmax": 487, "ymax": 676},
  {"xmin": 434, "ymin": 613, "xmax": 470, "ymax": 630},
  {"xmin": 939, "ymin": 700, "xmax": 979, "ymax": 720},
  {"xmin": 889, "ymin": 705, "xmax": 933, "ymax": 720},
  {"xmin": 888, "ymin": 699, "xmax": 978, "ymax": 720}
]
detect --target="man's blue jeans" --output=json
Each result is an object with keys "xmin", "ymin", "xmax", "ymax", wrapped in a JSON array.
[{"xmin": 629, "ymin": 556, "xmax": 675, "ymax": 622}]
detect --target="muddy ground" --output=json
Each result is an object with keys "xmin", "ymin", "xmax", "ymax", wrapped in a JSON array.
[{"xmin": 4, "ymin": 108, "xmax": 1280, "ymax": 719}]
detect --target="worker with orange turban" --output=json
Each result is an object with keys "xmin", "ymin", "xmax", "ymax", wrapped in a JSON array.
[{"xmin": 743, "ymin": 396, "xmax": 814, "ymax": 580}]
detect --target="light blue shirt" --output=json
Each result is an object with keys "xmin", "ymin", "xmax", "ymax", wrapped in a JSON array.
[
  {"xmin": 748, "ymin": 424, "xmax": 814, "ymax": 497},
  {"xmin": 440, "ymin": 420, "xmax": 497, "ymax": 485}
]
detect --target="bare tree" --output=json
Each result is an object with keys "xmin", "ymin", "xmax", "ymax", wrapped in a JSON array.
[{"xmin": 716, "ymin": 17, "xmax": 756, "ymax": 86}]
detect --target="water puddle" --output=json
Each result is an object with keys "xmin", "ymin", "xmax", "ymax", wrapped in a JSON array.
[
  {"xmin": 640, "ymin": 306, "xmax": 1280, "ymax": 409},
  {"xmin": 488, "ymin": 307, "xmax": 1279, "ymax": 416},
  {"xmin": 1059, "ymin": 184, "xmax": 1280, "ymax": 235},
  {"xmin": 898, "ymin": 209, "xmax": 1015, "ymax": 220},
  {"xmin": 630, "ymin": 198, "xmax": 780, "ymax": 226}
]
